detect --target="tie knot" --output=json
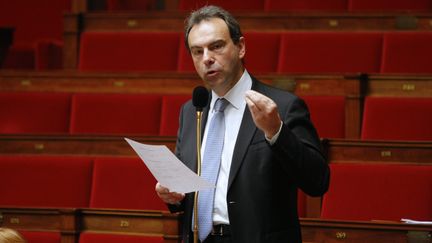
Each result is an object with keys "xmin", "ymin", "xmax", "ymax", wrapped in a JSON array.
[{"xmin": 214, "ymin": 98, "xmax": 229, "ymax": 112}]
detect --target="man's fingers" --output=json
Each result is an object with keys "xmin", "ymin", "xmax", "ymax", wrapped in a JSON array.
[{"xmin": 245, "ymin": 90, "xmax": 275, "ymax": 111}]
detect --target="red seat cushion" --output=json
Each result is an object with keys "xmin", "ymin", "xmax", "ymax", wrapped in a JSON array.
[
  {"xmin": 361, "ymin": 97, "xmax": 432, "ymax": 141},
  {"xmin": 160, "ymin": 94, "xmax": 191, "ymax": 136},
  {"xmin": 321, "ymin": 163, "xmax": 432, "ymax": 221},
  {"xmin": 90, "ymin": 157, "xmax": 167, "ymax": 210},
  {"xmin": 301, "ymin": 96, "xmax": 345, "ymax": 138},
  {"xmin": 0, "ymin": 155, "xmax": 93, "ymax": 207},
  {"xmin": 381, "ymin": 32, "xmax": 432, "ymax": 74},
  {"xmin": 70, "ymin": 93, "xmax": 162, "ymax": 135},
  {"xmin": 79, "ymin": 232, "xmax": 163, "ymax": 243},
  {"xmin": 278, "ymin": 32, "xmax": 382, "ymax": 73},
  {"xmin": 78, "ymin": 32, "xmax": 180, "ymax": 72},
  {"xmin": 0, "ymin": 92, "xmax": 71, "ymax": 134}
]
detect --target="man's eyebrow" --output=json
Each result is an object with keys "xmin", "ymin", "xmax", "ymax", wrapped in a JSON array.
[{"xmin": 190, "ymin": 39, "xmax": 226, "ymax": 49}]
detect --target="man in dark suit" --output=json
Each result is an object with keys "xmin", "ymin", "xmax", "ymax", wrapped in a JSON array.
[{"xmin": 156, "ymin": 5, "xmax": 330, "ymax": 243}]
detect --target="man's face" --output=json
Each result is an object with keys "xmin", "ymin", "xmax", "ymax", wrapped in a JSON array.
[{"xmin": 188, "ymin": 18, "xmax": 245, "ymax": 96}]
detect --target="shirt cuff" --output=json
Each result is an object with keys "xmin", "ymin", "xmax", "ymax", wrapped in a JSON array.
[{"xmin": 265, "ymin": 121, "xmax": 283, "ymax": 145}]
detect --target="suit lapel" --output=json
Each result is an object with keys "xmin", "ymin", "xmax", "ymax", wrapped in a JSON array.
[
  {"xmin": 228, "ymin": 104, "xmax": 256, "ymax": 189},
  {"xmin": 227, "ymin": 78, "xmax": 262, "ymax": 189}
]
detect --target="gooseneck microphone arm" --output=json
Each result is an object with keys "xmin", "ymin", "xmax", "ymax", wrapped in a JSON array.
[{"xmin": 192, "ymin": 86, "xmax": 209, "ymax": 243}]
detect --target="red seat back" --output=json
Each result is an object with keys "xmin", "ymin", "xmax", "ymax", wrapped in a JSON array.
[
  {"xmin": 301, "ymin": 96, "xmax": 345, "ymax": 138},
  {"xmin": 361, "ymin": 97, "xmax": 432, "ymax": 141},
  {"xmin": 321, "ymin": 163, "xmax": 432, "ymax": 221},
  {"xmin": 381, "ymin": 32, "xmax": 432, "ymax": 74},
  {"xmin": 0, "ymin": 92, "xmax": 71, "ymax": 134},
  {"xmin": 349, "ymin": 0, "xmax": 432, "ymax": 11},
  {"xmin": 160, "ymin": 94, "xmax": 191, "ymax": 136},
  {"xmin": 178, "ymin": 0, "xmax": 265, "ymax": 11},
  {"xmin": 70, "ymin": 93, "xmax": 162, "ymax": 135},
  {"xmin": 266, "ymin": 0, "xmax": 348, "ymax": 11},
  {"xmin": 243, "ymin": 32, "xmax": 281, "ymax": 74},
  {"xmin": 0, "ymin": 155, "xmax": 93, "ymax": 207},
  {"xmin": 278, "ymin": 32, "xmax": 382, "ymax": 73},
  {"xmin": 79, "ymin": 32, "xmax": 180, "ymax": 72},
  {"xmin": 20, "ymin": 231, "xmax": 61, "ymax": 243},
  {"xmin": 89, "ymin": 157, "xmax": 167, "ymax": 210},
  {"xmin": 79, "ymin": 232, "xmax": 163, "ymax": 243}
]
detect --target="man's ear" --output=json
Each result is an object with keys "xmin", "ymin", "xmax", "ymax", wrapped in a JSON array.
[{"xmin": 238, "ymin": 36, "xmax": 246, "ymax": 59}]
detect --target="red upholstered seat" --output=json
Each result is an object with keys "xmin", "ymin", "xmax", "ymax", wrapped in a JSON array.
[
  {"xmin": 178, "ymin": 0, "xmax": 265, "ymax": 11},
  {"xmin": 361, "ymin": 97, "xmax": 432, "ymax": 141},
  {"xmin": 89, "ymin": 157, "xmax": 167, "ymax": 210},
  {"xmin": 79, "ymin": 232, "xmax": 163, "ymax": 243},
  {"xmin": 78, "ymin": 32, "xmax": 180, "ymax": 72},
  {"xmin": 381, "ymin": 32, "xmax": 432, "ymax": 74},
  {"xmin": 20, "ymin": 231, "xmax": 61, "ymax": 243},
  {"xmin": 301, "ymin": 96, "xmax": 345, "ymax": 138},
  {"xmin": 349, "ymin": 0, "xmax": 432, "ymax": 11},
  {"xmin": 160, "ymin": 94, "xmax": 192, "ymax": 136},
  {"xmin": 321, "ymin": 163, "xmax": 432, "ymax": 221},
  {"xmin": 266, "ymin": 0, "xmax": 348, "ymax": 12},
  {"xmin": 0, "ymin": 92, "xmax": 71, "ymax": 134},
  {"xmin": 243, "ymin": 32, "xmax": 281, "ymax": 74},
  {"xmin": 0, "ymin": 155, "xmax": 93, "ymax": 207},
  {"xmin": 70, "ymin": 93, "xmax": 162, "ymax": 135},
  {"xmin": 0, "ymin": 0, "xmax": 69, "ymax": 70},
  {"xmin": 278, "ymin": 32, "xmax": 382, "ymax": 73}
]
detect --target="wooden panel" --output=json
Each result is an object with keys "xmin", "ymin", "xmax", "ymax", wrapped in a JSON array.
[
  {"xmin": 0, "ymin": 208, "xmax": 78, "ymax": 243},
  {"xmin": 366, "ymin": 75, "xmax": 432, "ymax": 97},
  {"xmin": 0, "ymin": 135, "xmax": 177, "ymax": 155},
  {"xmin": 79, "ymin": 209, "xmax": 179, "ymax": 237},
  {"xmin": 325, "ymin": 139, "xmax": 432, "ymax": 164},
  {"xmin": 0, "ymin": 207, "xmax": 181, "ymax": 243},
  {"xmin": 301, "ymin": 218, "xmax": 432, "ymax": 243}
]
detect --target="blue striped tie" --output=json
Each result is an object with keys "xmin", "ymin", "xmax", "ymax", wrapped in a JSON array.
[{"xmin": 196, "ymin": 98, "xmax": 229, "ymax": 242}]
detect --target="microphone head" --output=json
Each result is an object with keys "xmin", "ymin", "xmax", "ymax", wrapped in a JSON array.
[{"xmin": 192, "ymin": 86, "xmax": 209, "ymax": 111}]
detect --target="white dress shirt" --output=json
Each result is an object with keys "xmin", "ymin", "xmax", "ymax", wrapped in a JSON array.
[{"xmin": 200, "ymin": 70, "xmax": 252, "ymax": 225}]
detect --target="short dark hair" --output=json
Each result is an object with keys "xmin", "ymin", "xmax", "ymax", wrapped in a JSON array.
[{"xmin": 184, "ymin": 5, "xmax": 243, "ymax": 51}]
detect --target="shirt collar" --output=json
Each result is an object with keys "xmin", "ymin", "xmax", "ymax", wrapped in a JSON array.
[{"xmin": 210, "ymin": 69, "xmax": 252, "ymax": 111}]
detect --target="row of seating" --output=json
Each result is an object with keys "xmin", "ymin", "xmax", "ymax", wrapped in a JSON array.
[
  {"xmin": 101, "ymin": 0, "xmax": 432, "ymax": 12},
  {"xmin": 0, "ymin": 155, "xmax": 165, "ymax": 210},
  {"xmin": 1, "ymin": 146, "xmax": 431, "ymax": 242},
  {"xmin": 0, "ymin": 92, "xmax": 190, "ymax": 136},
  {"xmin": 1, "ymin": 90, "xmax": 431, "ymax": 140},
  {"xmin": 77, "ymin": 31, "xmax": 432, "ymax": 74}
]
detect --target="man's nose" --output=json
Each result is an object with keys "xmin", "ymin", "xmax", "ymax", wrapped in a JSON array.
[{"xmin": 203, "ymin": 49, "xmax": 215, "ymax": 66}]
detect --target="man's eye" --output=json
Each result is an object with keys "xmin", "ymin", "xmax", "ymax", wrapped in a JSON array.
[
  {"xmin": 212, "ymin": 43, "xmax": 223, "ymax": 50},
  {"xmin": 191, "ymin": 49, "xmax": 203, "ymax": 56}
]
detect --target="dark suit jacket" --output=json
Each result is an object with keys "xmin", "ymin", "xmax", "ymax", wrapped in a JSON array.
[{"xmin": 170, "ymin": 77, "xmax": 330, "ymax": 243}]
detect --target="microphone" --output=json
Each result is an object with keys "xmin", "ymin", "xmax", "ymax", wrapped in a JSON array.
[
  {"xmin": 192, "ymin": 86, "xmax": 209, "ymax": 111},
  {"xmin": 191, "ymin": 86, "xmax": 208, "ymax": 243}
]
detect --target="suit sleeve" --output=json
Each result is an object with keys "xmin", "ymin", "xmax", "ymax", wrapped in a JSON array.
[{"xmin": 271, "ymin": 96, "xmax": 330, "ymax": 197}]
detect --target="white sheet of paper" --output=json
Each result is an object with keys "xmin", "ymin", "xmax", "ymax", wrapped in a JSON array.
[
  {"xmin": 125, "ymin": 138, "xmax": 214, "ymax": 193},
  {"xmin": 401, "ymin": 218, "xmax": 432, "ymax": 225}
]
